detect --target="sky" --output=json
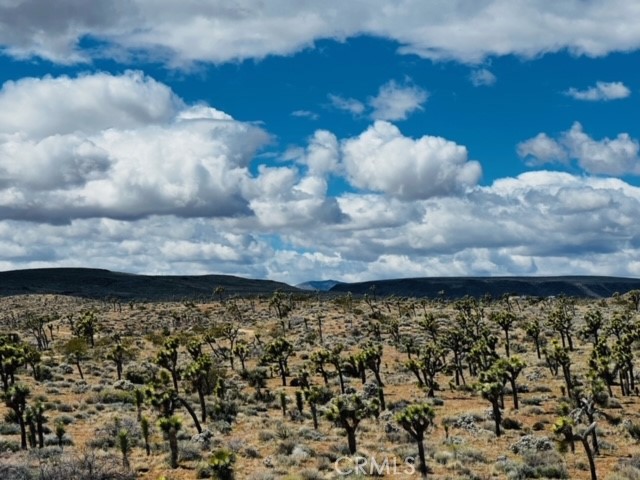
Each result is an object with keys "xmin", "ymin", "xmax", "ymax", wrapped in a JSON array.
[{"xmin": 1, "ymin": 1, "xmax": 640, "ymax": 285}]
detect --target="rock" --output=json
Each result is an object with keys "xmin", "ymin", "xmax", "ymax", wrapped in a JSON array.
[
  {"xmin": 113, "ymin": 379, "xmax": 135, "ymax": 391},
  {"xmin": 191, "ymin": 429, "xmax": 214, "ymax": 445}
]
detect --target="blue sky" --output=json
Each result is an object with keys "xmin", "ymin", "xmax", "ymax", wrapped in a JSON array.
[{"xmin": 1, "ymin": 1, "xmax": 640, "ymax": 285}]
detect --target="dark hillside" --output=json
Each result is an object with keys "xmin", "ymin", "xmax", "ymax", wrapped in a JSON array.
[
  {"xmin": 329, "ymin": 276, "xmax": 640, "ymax": 299},
  {"xmin": 0, "ymin": 268, "xmax": 300, "ymax": 301}
]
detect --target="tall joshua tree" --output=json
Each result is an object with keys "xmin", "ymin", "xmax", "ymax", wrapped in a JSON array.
[
  {"xmin": 395, "ymin": 403, "xmax": 436, "ymax": 477},
  {"xmin": 156, "ymin": 337, "xmax": 181, "ymax": 392},
  {"xmin": 325, "ymin": 393, "xmax": 378, "ymax": 454},
  {"xmin": 5, "ymin": 384, "xmax": 30, "ymax": 449}
]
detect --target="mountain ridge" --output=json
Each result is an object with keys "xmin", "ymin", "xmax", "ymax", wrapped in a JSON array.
[
  {"xmin": 328, "ymin": 275, "xmax": 640, "ymax": 299},
  {"xmin": 0, "ymin": 268, "xmax": 639, "ymax": 301}
]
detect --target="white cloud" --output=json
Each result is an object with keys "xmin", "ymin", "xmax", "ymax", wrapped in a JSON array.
[
  {"xmin": 517, "ymin": 133, "xmax": 567, "ymax": 165},
  {"xmin": 299, "ymin": 130, "xmax": 340, "ymax": 177},
  {"xmin": 0, "ymin": 71, "xmax": 270, "ymax": 222},
  {"xmin": 5, "ymin": 1, "xmax": 640, "ymax": 64},
  {"xmin": 518, "ymin": 122, "xmax": 640, "ymax": 176},
  {"xmin": 0, "ymin": 71, "xmax": 181, "ymax": 138},
  {"xmin": 469, "ymin": 68, "xmax": 497, "ymax": 87},
  {"xmin": 291, "ymin": 110, "xmax": 318, "ymax": 120},
  {"xmin": 341, "ymin": 121, "xmax": 481, "ymax": 199},
  {"xmin": 327, "ymin": 94, "xmax": 365, "ymax": 116},
  {"xmin": 565, "ymin": 81, "xmax": 631, "ymax": 101},
  {"xmin": 368, "ymin": 80, "xmax": 428, "ymax": 121}
]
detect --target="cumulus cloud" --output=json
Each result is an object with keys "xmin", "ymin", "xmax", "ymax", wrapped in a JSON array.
[
  {"xmin": 341, "ymin": 121, "xmax": 481, "ymax": 199},
  {"xmin": 469, "ymin": 68, "xmax": 497, "ymax": 87},
  {"xmin": 0, "ymin": 71, "xmax": 271, "ymax": 222},
  {"xmin": 3, "ymin": 161, "xmax": 640, "ymax": 284},
  {"xmin": 4, "ymin": 1, "xmax": 640, "ymax": 64},
  {"xmin": 518, "ymin": 122, "xmax": 640, "ymax": 176},
  {"xmin": 0, "ymin": 71, "xmax": 181, "ymax": 138},
  {"xmin": 517, "ymin": 133, "xmax": 567, "ymax": 165},
  {"xmin": 368, "ymin": 80, "xmax": 428, "ymax": 121},
  {"xmin": 565, "ymin": 81, "xmax": 631, "ymax": 101}
]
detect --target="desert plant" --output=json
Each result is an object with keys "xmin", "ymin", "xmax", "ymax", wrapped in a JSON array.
[
  {"xmin": 395, "ymin": 403, "xmax": 436, "ymax": 477},
  {"xmin": 158, "ymin": 415, "xmax": 182, "ymax": 469},
  {"xmin": 325, "ymin": 393, "xmax": 378, "ymax": 454},
  {"xmin": 4, "ymin": 383, "xmax": 30, "ymax": 449}
]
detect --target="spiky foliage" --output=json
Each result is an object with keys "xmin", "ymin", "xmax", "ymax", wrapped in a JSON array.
[
  {"xmin": 325, "ymin": 393, "xmax": 379, "ymax": 454},
  {"xmin": 158, "ymin": 415, "xmax": 182, "ymax": 469},
  {"xmin": 395, "ymin": 403, "xmax": 436, "ymax": 476}
]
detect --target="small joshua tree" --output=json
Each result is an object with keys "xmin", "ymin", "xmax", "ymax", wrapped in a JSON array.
[
  {"xmin": 158, "ymin": 415, "xmax": 182, "ymax": 469},
  {"xmin": 140, "ymin": 416, "xmax": 151, "ymax": 456},
  {"xmin": 117, "ymin": 429, "xmax": 132, "ymax": 470},
  {"xmin": 209, "ymin": 448, "xmax": 236, "ymax": 480}
]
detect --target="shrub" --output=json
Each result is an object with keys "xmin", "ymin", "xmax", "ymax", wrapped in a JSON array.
[{"xmin": 94, "ymin": 389, "xmax": 135, "ymax": 404}]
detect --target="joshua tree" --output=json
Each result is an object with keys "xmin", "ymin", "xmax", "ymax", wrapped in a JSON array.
[
  {"xmin": 329, "ymin": 344, "xmax": 347, "ymax": 394},
  {"xmin": 490, "ymin": 310, "xmax": 517, "ymax": 357},
  {"xmin": 106, "ymin": 342, "xmax": 133, "ymax": 381},
  {"xmin": 548, "ymin": 340, "xmax": 573, "ymax": 398},
  {"xmin": 54, "ymin": 420, "xmax": 66, "ymax": 449},
  {"xmin": 552, "ymin": 417, "xmax": 598, "ymax": 480},
  {"xmin": 134, "ymin": 388, "xmax": 145, "ymax": 421},
  {"xmin": 146, "ymin": 374, "xmax": 202, "ymax": 433},
  {"xmin": 395, "ymin": 403, "xmax": 436, "ymax": 477},
  {"xmin": 156, "ymin": 337, "xmax": 181, "ymax": 392},
  {"xmin": 117, "ymin": 429, "xmax": 132, "ymax": 470},
  {"xmin": 325, "ymin": 393, "xmax": 379, "ymax": 454},
  {"xmin": 21, "ymin": 344, "xmax": 42, "ymax": 381},
  {"xmin": 209, "ymin": 448, "xmax": 236, "ymax": 480},
  {"xmin": 262, "ymin": 337, "xmax": 294, "ymax": 387},
  {"xmin": 494, "ymin": 355, "xmax": 527, "ymax": 409},
  {"xmin": 73, "ymin": 309, "xmax": 98, "ymax": 347},
  {"xmin": 158, "ymin": 415, "xmax": 182, "ymax": 469},
  {"xmin": 305, "ymin": 385, "xmax": 333, "ymax": 430},
  {"xmin": 62, "ymin": 337, "xmax": 89, "ymax": 380},
  {"xmin": 0, "ymin": 337, "xmax": 24, "ymax": 392},
  {"xmin": 359, "ymin": 343, "xmax": 386, "ymax": 410},
  {"xmin": 25, "ymin": 401, "xmax": 47, "ymax": 448},
  {"xmin": 140, "ymin": 416, "xmax": 152, "ymax": 456},
  {"xmin": 184, "ymin": 355, "xmax": 216, "ymax": 422},
  {"xmin": 232, "ymin": 341, "xmax": 250, "ymax": 372},
  {"xmin": 581, "ymin": 309, "xmax": 605, "ymax": 346},
  {"xmin": 23, "ymin": 313, "xmax": 51, "ymax": 351},
  {"xmin": 404, "ymin": 342, "xmax": 446, "ymax": 397},
  {"xmin": 4, "ymin": 383, "xmax": 30, "ymax": 449},
  {"xmin": 524, "ymin": 318, "xmax": 543, "ymax": 359},
  {"xmin": 311, "ymin": 349, "xmax": 332, "ymax": 385},
  {"xmin": 476, "ymin": 375, "xmax": 504, "ymax": 437}
]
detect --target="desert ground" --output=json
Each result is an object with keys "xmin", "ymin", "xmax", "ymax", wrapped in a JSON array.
[{"xmin": 2, "ymin": 290, "xmax": 640, "ymax": 480}]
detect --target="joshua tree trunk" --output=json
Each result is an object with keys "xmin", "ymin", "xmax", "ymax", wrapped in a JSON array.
[{"xmin": 346, "ymin": 427, "xmax": 357, "ymax": 454}]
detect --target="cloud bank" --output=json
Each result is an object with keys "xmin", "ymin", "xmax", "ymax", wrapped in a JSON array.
[
  {"xmin": 4, "ymin": 1, "xmax": 640, "ymax": 64},
  {"xmin": 1, "ymin": 71, "xmax": 640, "ymax": 284}
]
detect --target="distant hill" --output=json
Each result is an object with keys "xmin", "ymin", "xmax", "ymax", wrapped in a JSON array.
[
  {"xmin": 0, "ymin": 268, "xmax": 300, "ymax": 301},
  {"xmin": 296, "ymin": 280, "xmax": 344, "ymax": 291},
  {"xmin": 329, "ymin": 276, "xmax": 640, "ymax": 299},
  {"xmin": 2, "ymin": 269, "xmax": 639, "ymax": 302}
]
